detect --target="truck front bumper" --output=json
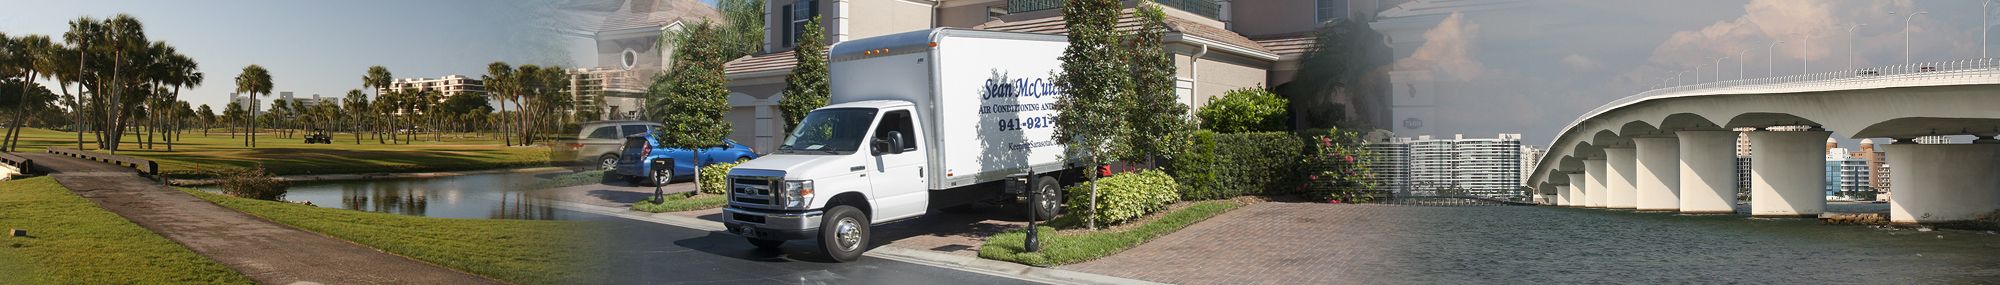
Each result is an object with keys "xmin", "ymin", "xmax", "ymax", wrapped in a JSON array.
[{"xmin": 722, "ymin": 206, "xmax": 822, "ymax": 240}]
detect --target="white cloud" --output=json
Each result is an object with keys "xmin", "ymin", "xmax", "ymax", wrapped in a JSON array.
[
  {"xmin": 1396, "ymin": 12, "xmax": 1486, "ymax": 81},
  {"xmin": 1561, "ymin": 54, "xmax": 1602, "ymax": 71}
]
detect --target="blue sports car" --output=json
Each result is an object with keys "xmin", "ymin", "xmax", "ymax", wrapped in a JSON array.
[{"xmin": 613, "ymin": 130, "xmax": 759, "ymax": 186}]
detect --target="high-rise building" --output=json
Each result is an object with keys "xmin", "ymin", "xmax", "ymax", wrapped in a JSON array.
[
  {"xmin": 1363, "ymin": 136, "xmax": 1411, "ymax": 194},
  {"xmin": 1858, "ymin": 139, "xmax": 1889, "ymax": 201},
  {"xmin": 1520, "ymin": 145, "xmax": 1543, "ymax": 186},
  {"xmin": 382, "ymin": 75, "xmax": 485, "ymax": 99},
  {"xmin": 1823, "ymin": 140, "xmax": 1872, "ymax": 200},
  {"xmin": 1405, "ymin": 134, "xmax": 1525, "ymax": 198}
]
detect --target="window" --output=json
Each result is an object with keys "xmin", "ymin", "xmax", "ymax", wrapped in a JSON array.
[
  {"xmin": 1316, "ymin": 0, "xmax": 1347, "ymax": 23},
  {"xmin": 620, "ymin": 125, "xmax": 649, "ymax": 137},
  {"xmin": 587, "ymin": 127, "xmax": 618, "ymax": 140},
  {"xmin": 874, "ymin": 110, "xmax": 917, "ymax": 152},
  {"xmin": 782, "ymin": 0, "xmax": 820, "ymax": 48}
]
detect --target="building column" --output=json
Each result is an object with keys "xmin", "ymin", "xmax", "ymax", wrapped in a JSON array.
[
  {"xmin": 1883, "ymin": 143, "xmax": 2000, "ymax": 224},
  {"xmin": 1748, "ymin": 130, "xmax": 1832, "ymax": 217},
  {"xmin": 1565, "ymin": 173, "xmax": 1585, "ymax": 207},
  {"xmin": 1606, "ymin": 147, "xmax": 1638, "ymax": 209},
  {"xmin": 1585, "ymin": 159, "xmax": 1608, "ymax": 208},
  {"xmin": 1633, "ymin": 137, "xmax": 1681, "ymax": 211},
  {"xmin": 1677, "ymin": 131, "xmax": 1738, "ymax": 214}
]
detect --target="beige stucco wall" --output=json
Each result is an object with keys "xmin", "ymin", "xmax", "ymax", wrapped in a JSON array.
[
  {"xmin": 596, "ymin": 30, "xmax": 667, "ymax": 75},
  {"xmin": 726, "ymin": 80, "xmax": 788, "ymax": 153},
  {"xmin": 1193, "ymin": 56, "xmax": 1268, "ymax": 109},
  {"xmin": 839, "ymin": 0, "xmax": 937, "ymax": 41},
  {"xmin": 1226, "ymin": 0, "xmax": 1318, "ymax": 37},
  {"xmin": 937, "ymin": 1, "xmax": 1003, "ymax": 28}
]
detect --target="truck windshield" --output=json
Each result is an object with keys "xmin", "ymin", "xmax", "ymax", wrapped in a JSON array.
[{"xmin": 779, "ymin": 108, "xmax": 877, "ymax": 154}]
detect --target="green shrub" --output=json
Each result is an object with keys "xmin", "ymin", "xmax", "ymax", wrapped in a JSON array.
[
  {"xmin": 1301, "ymin": 127, "xmax": 1381, "ymax": 202},
  {"xmin": 1169, "ymin": 131, "xmax": 1303, "ymax": 200},
  {"xmin": 631, "ymin": 194, "xmax": 730, "ymax": 213},
  {"xmin": 1066, "ymin": 170, "xmax": 1179, "ymax": 226},
  {"xmin": 1196, "ymin": 87, "xmax": 1289, "ymax": 133},
  {"xmin": 208, "ymin": 165, "xmax": 288, "ymax": 201},
  {"xmin": 698, "ymin": 162, "xmax": 739, "ymax": 195}
]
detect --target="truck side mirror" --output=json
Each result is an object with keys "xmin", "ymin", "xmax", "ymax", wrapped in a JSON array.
[{"xmin": 885, "ymin": 131, "xmax": 906, "ymax": 154}]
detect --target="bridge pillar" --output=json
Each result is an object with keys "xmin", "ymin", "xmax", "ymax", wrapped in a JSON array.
[
  {"xmin": 1585, "ymin": 159, "xmax": 1607, "ymax": 208},
  {"xmin": 1748, "ymin": 130, "xmax": 1831, "ymax": 217},
  {"xmin": 1676, "ymin": 131, "xmax": 1738, "ymax": 214},
  {"xmin": 1565, "ymin": 173, "xmax": 1585, "ymax": 207},
  {"xmin": 1633, "ymin": 137, "xmax": 1680, "ymax": 211},
  {"xmin": 1883, "ymin": 143, "xmax": 2000, "ymax": 224},
  {"xmin": 1606, "ymin": 147, "xmax": 1638, "ymax": 209}
]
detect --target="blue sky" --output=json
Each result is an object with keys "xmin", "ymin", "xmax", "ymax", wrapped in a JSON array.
[{"xmin": 0, "ymin": 0, "xmax": 572, "ymax": 110}]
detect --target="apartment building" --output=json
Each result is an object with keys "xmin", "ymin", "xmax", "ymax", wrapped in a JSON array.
[
  {"xmin": 1363, "ymin": 134, "xmax": 1411, "ymax": 194},
  {"xmin": 381, "ymin": 75, "xmax": 486, "ymax": 98},
  {"xmin": 711, "ymin": 0, "xmax": 1385, "ymax": 152},
  {"xmin": 1401, "ymin": 133, "xmax": 1524, "ymax": 198}
]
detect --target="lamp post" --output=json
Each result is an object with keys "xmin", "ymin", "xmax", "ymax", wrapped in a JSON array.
[
  {"xmin": 1849, "ymin": 23, "xmax": 1867, "ymax": 70},
  {"xmin": 1799, "ymin": 31, "xmax": 1816, "ymax": 74},
  {"xmin": 1736, "ymin": 48, "xmax": 1752, "ymax": 80},
  {"xmin": 1712, "ymin": 56, "xmax": 1729, "ymax": 83},
  {"xmin": 1677, "ymin": 70, "xmax": 1691, "ymax": 87},
  {"xmin": 1897, "ymin": 10, "xmax": 1928, "ymax": 64},
  {"xmin": 1986, "ymin": 0, "xmax": 1995, "ymax": 58},
  {"xmin": 1768, "ymin": 40, "xmax": 1786, "ymax": 77}
]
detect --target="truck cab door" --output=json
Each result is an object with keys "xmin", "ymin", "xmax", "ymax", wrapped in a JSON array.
[{"xmin": 866, "ymin": 109, "xmax": 928, "ymax": 222}]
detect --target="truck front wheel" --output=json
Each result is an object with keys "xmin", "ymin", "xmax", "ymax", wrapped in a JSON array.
[
  {"xmin": 1031, "ymin": 176, "xmax": 1062, "ymax": 221},
  {"xmin": 818, "ymin": 205, "xmax": 869, "ymax": 262}
]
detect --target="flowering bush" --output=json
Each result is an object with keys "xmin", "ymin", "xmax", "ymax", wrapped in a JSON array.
[{"xmin": 1302, "ymin": 127, "xmax": 1378, "ymax": 202}]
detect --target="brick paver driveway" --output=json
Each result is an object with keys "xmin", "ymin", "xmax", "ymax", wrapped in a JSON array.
[{"xmin": 1064, "ymin": 202, "xmax": 1405, "ymax": 285}]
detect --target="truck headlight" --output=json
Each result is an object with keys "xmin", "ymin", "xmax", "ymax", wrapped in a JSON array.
[{"xmin": 782, "ymin": 180, "xmax": 815, "ymax": 208}]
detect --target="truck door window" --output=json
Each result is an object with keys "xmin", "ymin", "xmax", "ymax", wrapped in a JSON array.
[{"xmin": 875, "ymin": 110, "xmax": 918, "ymax": 152}]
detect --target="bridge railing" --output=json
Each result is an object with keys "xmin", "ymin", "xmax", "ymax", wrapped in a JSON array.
[
  {"xmin": 0, "ymin": 152, "xmax": 31, "ymax": 176},
  {"xmin": 1582, "ymin": 58, "xmax": 2000, "ymax": 123},
  {"xmin": 46, "ymin": 148, "xmax": 161, "ymax": 183}
]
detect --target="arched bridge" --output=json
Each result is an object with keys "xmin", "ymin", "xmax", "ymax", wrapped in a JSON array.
[{"xmin": 1526, "ymin": 59, "xmax": 2000, "ymax": 224}]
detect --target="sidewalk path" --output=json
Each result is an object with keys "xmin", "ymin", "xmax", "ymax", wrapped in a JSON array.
[
  {"xmin": 1063, "ymin": 202, "xmax": 1396, "ymax": 285},
  {"xmin": 23, "ymin": 153, "xmax": 499, "ymax": 285}
]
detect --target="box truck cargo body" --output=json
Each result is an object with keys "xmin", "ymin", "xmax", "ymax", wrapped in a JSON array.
[{"xmin": 723, "ymin": 28, "xmax": 1085, "ymax": 261}]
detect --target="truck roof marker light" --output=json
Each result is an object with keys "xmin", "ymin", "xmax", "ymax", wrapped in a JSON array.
[{"xmin": 929, "ymin": 42, "xmax": 937, "ymax": 47}]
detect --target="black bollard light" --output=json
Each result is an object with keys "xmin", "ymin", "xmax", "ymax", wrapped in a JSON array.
[{"xmin": 1025, "ymin": 171, "xmax": 1040, "ymax": 252}]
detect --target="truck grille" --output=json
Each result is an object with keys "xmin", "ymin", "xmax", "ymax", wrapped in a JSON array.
[{"xmin": 731, "ymin": 176, "xmax": 779, "ymax": 206}]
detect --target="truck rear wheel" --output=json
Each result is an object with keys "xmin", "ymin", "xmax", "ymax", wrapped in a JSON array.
[
  {"xmin": 746, "ymin": 237, "xmax": 785, "ymax": 250},
  {"xmin": 1031, "ymin": 176, "xmax": 1062, "ymax": 221},
  {"xmin": 818, "ymin": 205, "xmax": 868, "ymax": 262}
]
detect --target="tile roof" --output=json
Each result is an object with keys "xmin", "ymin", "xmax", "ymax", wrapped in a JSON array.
[
  {"xmin": 723, "ymin": 50, "xmax": 798, "ymax": 77},
  {"xmin": 974, "ymin": 9, "xmax": 1274, "ymax": 56},
  {"xmin": 1251, "ymin": 32, "xmax": 1317, "ymax": 57},
  {"xmin": 597, "ymin": 0, "xmax": 721, "ymax": 32}
]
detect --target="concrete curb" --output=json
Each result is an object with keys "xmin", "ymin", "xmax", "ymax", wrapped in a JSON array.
[
  {"xmin": 540, "ymin": 200, "xmax": 1166, "ymax": 285},
  {"xmin": 171, "ymin": 166, "xmax": 576, "ymax": 186}
]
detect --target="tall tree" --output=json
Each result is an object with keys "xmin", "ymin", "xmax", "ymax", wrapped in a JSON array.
[
  {"xmin": 234, "ymin": 64, "xmax": 271, "ymax": 148},
  {"xmin": 1124, "ymin": 5, "xmax": 1187, "ymax": 167},
  {"xmin": 225, "ymin": 101, "xmax": 242, "ymax": 138},
  {"xmin": 776, "ymin": 16, "xmax": 828, "ymax": 134},
  {"xmin": 60, "ymin": 16, "xmax": 98, "ymax": 150},
  {"xmin": 101, "ymin": 14, "xmax": 147, "ymax": 152},
  {"xmin": 362, "ymin": 66, "xmax": 393, "ymax": 144},
  {"xmin": 648, "ymin": 22, "xmax": 732, "ymax": 194},
  {"xmin": 482, "ymin": 62, "xmax": 513, "ymax": 146},
  {"xmin": 716, "ymin": 0, "xmax": 766, "ymax": 59},
  {"xmin": 161, "ymin": 50, "xmax": 199, "ymax": 151},
  {"xmin": 197, "ymin": 104, "xmax": 214, "ymax": 136},
  {"xmin": 1052, "ymin": 0, "xmax": 1133, "ymax": 230},
  {"xmin": 343, "ymin": 89, "xmax": 368, "ymax": 144}
]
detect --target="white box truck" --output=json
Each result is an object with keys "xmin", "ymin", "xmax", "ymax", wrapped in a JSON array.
[{"xmin": 723, "ymin": 28, "xmax": 1086, "ymax": 261}]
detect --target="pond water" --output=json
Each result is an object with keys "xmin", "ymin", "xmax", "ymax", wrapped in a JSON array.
[{"xmin": 197, "ymin": 172, "xmax": 576, "ymax": 220}]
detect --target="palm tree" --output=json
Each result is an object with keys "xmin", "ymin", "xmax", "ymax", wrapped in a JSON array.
[
  {"xmin": 101, "ymin": 14, "xmax": 148, "ymax": 152},
  {"xmin": 59, "ymin": 17, "xmax": 98, "ymax": 150},
  {"xmin": 234, "ymin": 64, "xmax": 271, "ymax": 148},
  {"xmin": 483, "ymin": 61, "xmax": 513, "ymax": 146},
  {"xmin": 197, "ymin": 104, "xmax": 214, "ymax": 136},
  {"xmin": 343, "ymin": 89, "xmax": 368, "ymax": 144},
  {"xmin": 2, "ymin": 34, "xmax": 56, "ymax": 151}
]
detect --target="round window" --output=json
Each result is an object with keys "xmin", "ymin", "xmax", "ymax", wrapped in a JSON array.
[{"xmin": 620, "ymin": 49, "xmax": 640, "ymax": 70}]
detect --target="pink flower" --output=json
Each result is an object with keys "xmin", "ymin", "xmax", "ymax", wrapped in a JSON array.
[
  {"xmin": 1328, "ymin": 199, "xmax": 1342, "ymax": 204},
  {"xmin": 1343, "ymin": 155, "xmax": 1356, "ymax": 163},
  {"xmin": 1309, "ymin": 175, "xmax": 1319, "ymax": 181}
]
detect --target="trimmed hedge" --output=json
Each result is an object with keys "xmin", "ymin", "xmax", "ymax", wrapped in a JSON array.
[
  {"xmin": 1168, "ymin": 131, "xmax": 1304, "ymax": 200},
  {"xmin": 1066, "ymin": 170, "xmax": 1180, "ymax": 226},
  {"xmin": 698, "ymin": 162, "xmax": 739, "ymax": 195}
]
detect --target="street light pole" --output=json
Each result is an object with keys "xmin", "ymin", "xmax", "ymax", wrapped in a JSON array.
[
  {"xmin": 1849, "ymin": 24, "xmax": 1866, "ymax": 70},
  {"xmin": 1768, "ymin": 40, "xmax": 1786, "ymax": 77},
  {"xmin": 1736, "ymin": 48, "xmax": 1753, "ymax": 80},
  {"xmin": 1986, "ymin": 0, "xmax": 1995, "ymax": 58},
  {"xmin": 1899, "ymin": 10, "xmax": 1928, "ymax": 64},
  {"xmin": 1713, "ymin": 56, "xmax": 1729, "ymax": 83}
]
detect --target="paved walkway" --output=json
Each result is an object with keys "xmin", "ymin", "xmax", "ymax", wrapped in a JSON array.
[
  {"xmin": 22, "ymin": 153, "xmax": 499, "ymax": 285},
  {"xmin": 531, "ymin": 177, "xmax": 697, "ymax": 208},
  {"xmin": 1064, "ymin": 202, "xmax": 1396, "ymax": 285}
]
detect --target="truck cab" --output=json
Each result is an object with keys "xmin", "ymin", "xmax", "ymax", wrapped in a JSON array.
[{"xmin": 722, "ymin": 28, "xmax": 1078, "ymax": 262}]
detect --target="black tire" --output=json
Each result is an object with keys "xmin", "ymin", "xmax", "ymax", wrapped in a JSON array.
[
  {"xmin": 736, "ymin": 157, "xmax": 752, "ymax": 163},
  {"xmin": 818, "ymin": 205, "xmax": 868, "ymax": 262},
  {"xmin": 597, "ymin": 155, "xmax": 619, "ymax": 171},
  {"xmin": 746, "ymin": 237, "xmax": 785, "ymax": 250},
  {"xmin": 1030, "ymin": 176, "xmax": 1062, "ymax": 221},
  {"xmin": 651, "ymin": 165, "xmax": 673, "ymax": 186}
]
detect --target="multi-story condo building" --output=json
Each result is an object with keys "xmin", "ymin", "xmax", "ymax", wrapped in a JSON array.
[
  {"xmin": 1823, "ymin": 140, "xmax": 1873, "ymax": 200},
  {"xmin": 1519, "ymin": 145, "xmax": 1542, "ymax": 186},
  {"xmin": 1404, "ymin": 133, "xmax": 1523, "ymax": 198},
  {"xmin": 1363, "ymin": 135, "xmax": 1411, "ymax": 194},
  {"xmin": 381, "ymin": 75, "xmax": 485, "ymax": 99},
  {"xmin": 275, "ymin": 92, "xmax": 332, "ymax": 108},
  {"xmin": 567, "ymin": 0, "xmax": 721, "ymax": 121}
]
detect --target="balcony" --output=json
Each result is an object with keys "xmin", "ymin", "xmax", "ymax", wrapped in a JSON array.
[{"xmin": 1007, "ymin": 0, "xmax": 1221, "ymax": 20}]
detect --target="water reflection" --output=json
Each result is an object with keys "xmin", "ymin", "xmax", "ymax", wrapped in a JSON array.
[{"xmin": 200, "ymin": 172, "xmax": 574, "ymax": 220}]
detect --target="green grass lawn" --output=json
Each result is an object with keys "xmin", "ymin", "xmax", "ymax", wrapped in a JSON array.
[
  {"xmin": 979, "ymin": 200, "xmax": 1245, "ymax": 267},
  {"xmin": 630, "ymin": 194, "xmax": 730, "ymax": 213},
  {"xmin": 0, "ymin": 177, "xmax": 252, "ymax": 284},
  {"xmin": 8, "ymin": 127, "xmax": 556, "ymax": 178},
  {"xmin": 184, "ymin": 189, "xmax": 606, "ymax": 285},
  {"xmin": 531, "ymin": 170, "xmax": 609, "ymax": 189}
]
